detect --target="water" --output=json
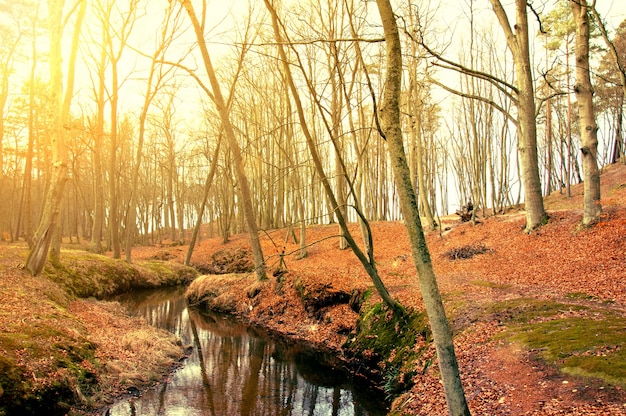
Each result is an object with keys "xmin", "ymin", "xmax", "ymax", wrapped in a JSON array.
[{"xmin": 107, "ymin": 288, "xmax": 388, "ymax": 416}]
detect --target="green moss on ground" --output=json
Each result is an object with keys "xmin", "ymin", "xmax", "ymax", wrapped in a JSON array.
[
  {"xmin": 486, "ymin": 298, "xmax": 587, "ymax": 323},
  {"xmin": 490, "ymin": 299, "xmax": 626, "ymax": 387},
  {"xmin": 344, "ymin": 303, "xmax": 431, "ymax": 399},
  {"xmin": 0, "ymin": 320, "xmax": 99, "ymax": 416},
  {"xmin": 43, "ymin": 250, "xmax": 198, "ymax": 298}
]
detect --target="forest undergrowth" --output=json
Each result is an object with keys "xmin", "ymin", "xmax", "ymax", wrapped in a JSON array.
[
  {"xmin": 1, "ymin": 163, "xmax": 626, "ymax": 415},
  {"xmin": 179, "ymin": 162, "xmax": 626, "ymax": 415}
]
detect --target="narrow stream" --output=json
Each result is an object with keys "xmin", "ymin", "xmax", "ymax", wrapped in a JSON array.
[{"xmin": 107, "ymin": 287, "xmax": 389, "ymax": 416}]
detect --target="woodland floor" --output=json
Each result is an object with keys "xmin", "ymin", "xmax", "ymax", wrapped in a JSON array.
[
  {"xmin": 136, "ymin": 162, "xmax": 626, "ymax": 415},
  {"xmin": 1, "ymin": 163, "xmax": 626, "ymax": 415}
]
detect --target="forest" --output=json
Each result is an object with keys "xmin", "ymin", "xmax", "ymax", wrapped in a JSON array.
[
  {"xmin": 0, "ymin": 0, "xmax": 624, "ymax": 260},
  {"xmin": 1, "ymin": 0, "xmax": 626, "ymax": 415}
]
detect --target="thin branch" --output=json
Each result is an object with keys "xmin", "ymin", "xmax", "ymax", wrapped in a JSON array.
[
  {"xmin": 157, "ymin": 60, "xmax": 214, "ymax": 101},
  {"xmin": 407, "ymin": 21, "xmax": 519, "ymax": 95},
  {"xmin": 430, "ymin": 61, "xmax": 518, "ymax": 102},
  {"xmin": 527, "ymin": 2, "xmax": 547, "ymax": 35},
  {"xmin": 428, "ymin": 75, "xmax": 518, "ymax": 125},
  {"xmin": 245, "ymin": 37, "xmax": 385, "ymax": 47}
]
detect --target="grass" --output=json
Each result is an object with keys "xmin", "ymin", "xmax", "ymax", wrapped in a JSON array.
[
  {"xmin": 489, "ymin": 298, "xmax": 626, "ymax": 387},
  {"xmin": 0, "ymin": 247, "xmax": 195, "ymax": 415},
  {"xmin": 43, "ymin": 250, "xmax": 198, "ymax": 299}
]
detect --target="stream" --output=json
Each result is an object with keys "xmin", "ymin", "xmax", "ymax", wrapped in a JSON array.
[{"xmin": 107, "ymin": 287, "xmax": 389, "ymax": 416}]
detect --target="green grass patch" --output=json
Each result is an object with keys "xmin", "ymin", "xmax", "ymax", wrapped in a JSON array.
[
  {"xmin": 566, "ymin": 292, "xmax": 597, "ymax": 300},
  {"xmin": 470, "ymin": 279, "xmax": 512, "ymax": 290},
  {"xmin": 344, "ymin": 303, "xmax": 431, "ymax": 399},
  {"xmin": 0, "ymin": 324, "xmax": 99, "ymax": 416},
  {"xmin": 486, "ymin": 298, "xmax": 587, "ymax": 324},
  {"xmin": 43, "ymin": 250, "xmax": 198, "ymax": 299},
  {"xmin": 491, "ymin": 299, "xmax": 626, "ymax": 386}
]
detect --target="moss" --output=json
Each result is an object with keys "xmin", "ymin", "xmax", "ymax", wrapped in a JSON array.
[
  {"xmin": 489, "ymin": 299, "xmax": 626, "ymax": 386},
  {"xmin": 0, "ymin": 355, "xmax": 27, "ymax": 414},
  {"xmin": 486, "ymin": 298, "xmax": 587, "ymax": 324},
  {"xmin": 506, "ymin": 313, "xmax": 626, "ymax": 386},
  {"xmin": 136, "ymin": 260, "xmax": 198, "ymax": 287},
  {"xmin": 470, "ymin": 279, "xmax": 512, "ymax": 290},
  {"xmin": 42, "ymin": 251, "xmax": 197, "ymax": 299},
  {"xmin": 565, "ymin": 292, "xmax": 597, "ymax": 301},
  {"xmin": 0, "ymin": 332, "xmax": 98, "ymax": 416},
  {"xmin": 344, "ymin": 303, "xmax": 431, "ymax": 399}
]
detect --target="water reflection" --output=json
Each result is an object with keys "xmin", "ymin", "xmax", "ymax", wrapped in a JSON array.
[{"xmin": 108, "ymin": 288, "xmax": 387, "ymax": 416}]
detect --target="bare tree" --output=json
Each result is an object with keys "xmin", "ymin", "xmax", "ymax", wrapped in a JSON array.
[
  {"xmin": 264, "ymin": 0, "xmax": 402, "ymax": 310},
  {"xmin": 125, "ymin": 1, "xmax": 183, "ymax": 262},
  {"xmin": 375, "ymin": 0, "xmax": 470, "ymax": 414},
  {"xmin": 25, "ymin": 0, "xmax": 79, "ymax": 275},
  {"xmin": 177, "ymin": 0, "xmax": 267, "ymax": 280},
  {"xmin": 571, "ymin": 0, "xmax": 601, "ymax": 225}
]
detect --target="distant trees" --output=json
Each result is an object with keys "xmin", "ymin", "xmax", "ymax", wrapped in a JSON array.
[{"xmin": 1, "ymin": 0, "xmax": 621, "ymax": 270}]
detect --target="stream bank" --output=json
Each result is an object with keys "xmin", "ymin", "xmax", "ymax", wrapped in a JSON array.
[
  {"xmin": 0, "ymin": 246, "xmax": 197, "ymax": 416},
  {"xmin": 108, "ymin": 287, "xmax": 389, "ymax": 415},
  {"xmin": 185, "ymin": 270, "xmax": 431, "ymax": 409}
]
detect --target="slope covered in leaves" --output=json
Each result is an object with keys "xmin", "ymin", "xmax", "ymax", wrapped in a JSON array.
[{"xmin": 173, "ymin": 163, "xmax": 626, "ymax": 415}]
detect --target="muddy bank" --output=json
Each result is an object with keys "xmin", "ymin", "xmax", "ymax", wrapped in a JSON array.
[
  {"xmin": 0, "ymin": 245, "xmax": 197, "ymax": 416},
  {"xmin": 185, "ymin": 271, "xmax": 431, "ymax": 404}
]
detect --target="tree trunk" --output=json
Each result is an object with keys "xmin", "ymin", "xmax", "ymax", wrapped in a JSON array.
[
  {"xmin": 490, "ymin": 0, "xmax": 547, "ymax": 232},
  {"xmin": 109, "ymin": 59, "xmax": 121, "ymax": 258},
  {"xmin": 90, "ymin": 28, "xmax": 107, "ymax": 254},
  {"xmin": 49, "ymin": 0, "xmax": 86, "ymax": 262},
  {"xmin": 571, "ymin": 0, "xmax": 601, "ymax": 225},
  {"xmin": 25, "ymin": 0, "xmax": 68, "ymax": 276},
  {"xmin": 186, "ymin": 136, "xmax": 222, "ymax": 265},
  {"xmin": 179, "ymin": 0, "xmax": 266, "ymax": 280},
  {"xmin": 374, "ymin": 1, "xmax": 470, "ymax": 414}
]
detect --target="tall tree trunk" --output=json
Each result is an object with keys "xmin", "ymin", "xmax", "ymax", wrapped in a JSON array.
[
  {"xmin": 49, "ymin": 0, "xmax": 86, "ymax": 262},
  {"xmin": 90, "ymin": 28, "xmax": 107, "ymax": 254},
  {"xmin": 571, "ymin": 0, "xmax": 601, "ymax": 225},
  {"xmin": 374, "ymin": 1, "xmax": 470, "ymax": 414},
  {"xmin": 179, "ymin": 0, "xmax": 266, "ymax": 280},
  {"xmin": 16, "ymin": 9, "xmax": 39, "ymax": 245},
  {"xmin": 490, "ymin": 0, "xmax": 548, "ymax": 232},
  {"xmin": 25, "ymin": 0, "xmax": 68, "ymax": 276},
  {"xmin": 109, "ymin": 60, "xmax": 121, "ymax": 258},
  {"xmin": 185, "ymin": 136, "xmax": 222, "ymax": 265}
]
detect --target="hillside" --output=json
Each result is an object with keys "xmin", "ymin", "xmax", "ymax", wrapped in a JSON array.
[
  {"xmin": 161, "ymin": 162, "xmax": 626, "ymax": 415},
  {"xmin": 1, "ymin": 163, "xmax": 625, "ymax": 415}
]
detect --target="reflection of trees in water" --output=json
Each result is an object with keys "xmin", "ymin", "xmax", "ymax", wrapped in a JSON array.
[{"xmin": 112, "ymin": 290, "xmax": 385, "ymax": 416}]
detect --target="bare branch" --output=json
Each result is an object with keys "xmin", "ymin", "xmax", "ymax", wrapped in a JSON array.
[
  {"xmin": 527, "ymin": 2, "xmax": 547, "ymax": 35},
  {"xmin": 407, "ymin": 21, "xmax": 519, "ymax": 95},
  {"xmin": 430, "ymin": 61, "xmax": 518, "ymax": 102},
  {"xmin": 158, "ymin": 60, "xmax": 214, "ymax": 101},
  {"xmin": 244, "ymin": 37, "xmax": 385, "ymax": 47},
  {"xmin": 427, "ymin": 76, "xmax": 518, "ymax": 125}
]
